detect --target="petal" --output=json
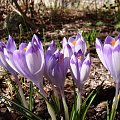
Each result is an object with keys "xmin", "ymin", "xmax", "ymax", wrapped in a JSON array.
[
  {"xmin": 75, "ymin": 38, "xmax": 86, "ymax": 53},
  {"xmin": 112, "ymin": 39, "xmax": 120, "ymax": 82},
  {"xmin": 103, "ymin": 44, "xmax": 115, "ymax": 78},
  {"xmin": 19, "ymin": 43, "xmax": 28, "ymax": 51},
  {"xmin": 80, "ymin": 53, "xmax": 91, "ymax": 84},
  {"xmin": 32, "ymin": 34, "xmax": 43, "ymax": 50},
  {"xmin": 76, "ymin": 32, "xmax": 86, "ymax": 52},
  {"xmin": 0, "ymin": 42, "xmax": 6, "ymax": 52},
  {"xmin": 26, "ymin": 43, "xmax": 44, "ymax": 74},
  {"xmin": 45, "ymin": 41, "xmax": 56, "ymax": 62},
  {"xmin": 95, "ymin": 38, "xmax": 107, "ymax": 69},
  {"xmin": 50, "ymin": 54, "xmax": 65, "ymax": 91},
  {"xmin": 76, "ymin": 32, "xmax": 82, "ymax": 40},
  {"xmin": 13, "ymin": 50, "xmax": 32, "ymax": 78},
  {"xmin": 104, "ymin": 35, "xmax": 114, "ymax": 45},
  {"xmin": 0, "ymin": 50, "xmax": 8, "ymax": 68},
  {"xmin": 77, "ymin": 50, "xmax": 84, "ymax": 72},
  {"xmin": 0, "ymin": 50, "xmax": 15, "ymax": 74},
  {"xmin": 48, "ymin": 40, "xmax": 56, "ymax": 52},
  {"xmin": 70, "ymin": 54, "xmax": 80, "ymax": 85},
  {"xmin": 47, "ymin": 55, "xmax": 60, "ymax": 85},
  {"xmin": 63, "ymin": 44, "xmax": 72, "ymax": 60},
  {"xmin": 13, "ymin": 50, "xmax": 44, "ymax": 95},
  {"xmin": 4, "ymin": 48, "xmax": 19, "ymax": 73},
  {"xmin": 63, "ymin": 44, "xmax": 72, "ymax": 72},
  {"xmin": 6, "ymin": 35, "xmax": 16, "ymax": 52},
  {"xmin": 68, "ymin": 36, "xmax": 75, "ymax": 48},
  {"xmin": 62, "ymin": 37, "xmax": 68, "ymax": 48}
]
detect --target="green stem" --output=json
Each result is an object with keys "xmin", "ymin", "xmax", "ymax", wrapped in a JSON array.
[
  {"xmin": 77, "ymin": 88, "xmax": 82, "ymax": 112},
  {"xmin": 61, "ymin": 91, "xmax": 69, "ymax": 120},
  {"xmin": 29, "ymin": 81, "xmax": 33, "ymax": 111},
  {"xmin": 110, "ymin": 82, "xmax": 119, "ymax": 120},
  {"xmin": 72, "ymin": 79, "xmax": 77, "ymax": 102},
  {"xmin": 14, "ymin": 74, "xmax": 28, "ymax": 109}
]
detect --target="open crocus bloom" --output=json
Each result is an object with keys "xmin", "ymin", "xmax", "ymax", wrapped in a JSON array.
[
  {"xmin": 95, "ymin": 34, "xmax": 120, "ymax": 84},
  {"xmin": 70, "ymin": 50, "xmax": 91, "ymax": 89},
  {"xmin": 62, "ymin": 32, "xmax": 86, "ymax": 54},
  {"xmin": 4, "ymin": 35, "xmax": 46, "ymax": 97}
]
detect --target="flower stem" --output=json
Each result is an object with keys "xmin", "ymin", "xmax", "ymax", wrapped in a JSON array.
[
  {"xmin": 14, "ymin": 74, "xmax": 28, "ymax": 109},
  {"xmin": 77, "ymin": 88, "xmax": 82, "ymax": 111},
  {"xmin": 61, "ymin": 91, "xmax": 69, "ymax": 120},
  {"xmin": 110, "ymin": 82, "xmax": 119, "ymax": 120},
  {"xmin": 45, "ymin": 101, "xmax": 57, "ymax": 120}
]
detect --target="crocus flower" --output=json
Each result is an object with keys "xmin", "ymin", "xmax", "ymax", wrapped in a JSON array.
[
  {"xmin": 70, "ymin": 50, "xmax": 91, "ymax": 90},
  {"xmin": 62, "ymin": 32, "xmax": 86, "ymax": 54},
  {"xmin": 0, "ymin": 37, "xmax": 28, "ymax": 108},
  {"xmin": 70, "ymin": 50, "xmax": 91, "ymax": 111},
  {"xmin": 95, "ymin": 34, "xmax": 120, "ymax": 117},
  {"xmin": 46, "ymin": 44, "xmax": 72, "ymax": 120},
  {"xmin": 4, "ymin": 35, "xmax": 46, "ymax": 97},
  {"xmin": 95, "ymin": 34, "xmax": 120, "ymax": 84},
  {"xmin": 47, "ymin": 50, "xmax": 67, "ymax": 94},
  {"xmin": 46, "ymin": 42, "xmax": 72, "ymax": 94}
]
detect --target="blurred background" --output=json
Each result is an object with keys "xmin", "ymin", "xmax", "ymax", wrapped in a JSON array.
[{"xmin": 0, "ymin": 0, "xmax": 120, "ymax": 46}]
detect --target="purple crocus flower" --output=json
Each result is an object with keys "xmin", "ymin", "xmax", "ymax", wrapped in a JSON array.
[
  {"xmin": 95, "ymin": 34, "xmax": 120, "ymax": 117},
  {"xmin": 70, "ymin": 50, "xmax": 91, "ymax": 111},
  {"xmin": 63, "ymin": 32, "xmax": 86, "ymax": 54},
  {"xmin": 0, "ymin": 37, "xmax": 28, "ymax": 108},
  {"xmin": 46, "ymin": 43, "xmax": 72, "ymax": 95},
  {"xmin": 95, "ymin": 34, "xmax": 120, "ymax": 84},
  {"xmin": 4, "ymin": 35, "xmax": 46, "ymax": 97},
  {"xmin": 46, "ymin": 45, "xmax": 72, "ymax": 120},
  {"xmin": 70, "ymin": 50, "xmax": 91, "ymax": 90}
]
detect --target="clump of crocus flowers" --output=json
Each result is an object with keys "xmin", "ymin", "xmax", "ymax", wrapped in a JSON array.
[
  {"xmin": 1, "ymin": 32, "xmax": 119, "ymax": 120},
  {"xmin": 0, "ymin": 32, "xmax": 91, "ymax": 119}
]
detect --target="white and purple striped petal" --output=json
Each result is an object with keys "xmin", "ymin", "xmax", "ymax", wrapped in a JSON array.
[
  {"xmin": 95, "ymin": 38, "xmax": 107, "ymax": 69},
  {"xmin": 6, "ymin": 35, "xmax": 16, "ymax": 52},
  {"xmin": 112, "ymin": 39, "xmax": 120, "ymax": 82},
  {"xmin": 70, "ymin": 53, "xmax": 80, "ymax": 86},
  {"xmin": 80, "ymin": 53, "xmax": 91, "ymax": 85}
]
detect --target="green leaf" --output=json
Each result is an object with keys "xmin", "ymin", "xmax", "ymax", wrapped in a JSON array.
[
  {"xmin": 81, "ymin": 90, "xmax": 94, "ymax": 109},
  {"xmin": 51, "ymin": 95, "xmax": 61, "ymax": 114},
  {"xmin": 107, "ymin": 101, "xmax": 110, "ymax": 120},
  {"xmin": 81, "ymin": 92, "xmax": 97, "ymax": 120},
  {"xmin": 29, "ymin": 81, "xmax": 33, "ymax": 111},
  {"xmin": 70, "ymin": 100, "xmax": 79, "ymax": 120}
]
